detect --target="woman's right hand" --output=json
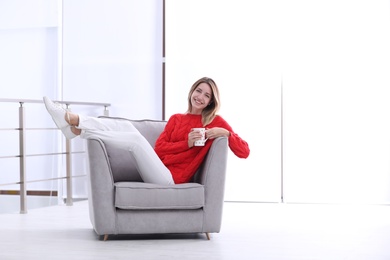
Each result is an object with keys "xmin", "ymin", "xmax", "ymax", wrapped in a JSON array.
[{"xmin": 188, "ymin": 129, "xmax": 203, "ymax": 148}]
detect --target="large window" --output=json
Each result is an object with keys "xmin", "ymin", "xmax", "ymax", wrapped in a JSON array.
[
  {"xmin": 165, "ymin": 0, "xmax": 282, "ymax": 202},
  {"xmin": 165, "ymin": 0, "xmax": 390, "ymax": 204}
]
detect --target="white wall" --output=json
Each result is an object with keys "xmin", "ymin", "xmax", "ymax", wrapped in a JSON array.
[
  {"xmin": 62, "ymin": 0, "xmax": 163, "ymax": 120},
  {"xmin": 0, "ymin": 0, "xmax": 58, "ymax": 99}
]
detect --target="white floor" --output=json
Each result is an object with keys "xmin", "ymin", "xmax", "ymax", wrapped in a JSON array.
[{"xmin": 0, "ymin": 200, "xmax": 390, "ymax": 260}]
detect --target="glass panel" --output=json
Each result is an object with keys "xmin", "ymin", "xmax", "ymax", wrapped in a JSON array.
[
  {"xmin": 165, "ymin": 0, "xmax": 282, "ymax": 202},
  {"xmin": 282, "ymin": 0, "xmax": 390, "ymax": 203}
]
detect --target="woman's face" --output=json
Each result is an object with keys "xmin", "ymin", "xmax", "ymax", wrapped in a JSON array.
[{"xmin": 190, "ymin": 82, "xmax": 212, "ymax": 114}]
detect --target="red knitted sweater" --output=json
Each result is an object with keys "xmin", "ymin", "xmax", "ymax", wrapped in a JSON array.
[{"xmin": 154, "ymin": 113, "xmax": 250, "ymax": 184}]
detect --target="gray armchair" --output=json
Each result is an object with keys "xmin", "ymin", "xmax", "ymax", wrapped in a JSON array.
[{"xmin": 86, "ymin": 118, "xmax": 228, "ymax": 241}]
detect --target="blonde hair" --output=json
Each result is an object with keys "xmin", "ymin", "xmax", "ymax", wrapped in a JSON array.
[{"xmin": 186, "ymin": 77, "xmax": 221, "ymax": 126}]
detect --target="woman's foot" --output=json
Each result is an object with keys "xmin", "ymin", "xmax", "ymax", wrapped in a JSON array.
[
  {"xmin": 43, "ymin": 96, "xmax": 77, "ymax": 139},
  {"xmin": 66, "ymin": 111, "xmax": 79, "ymax": 127},
  {"xmin": 43, "ymin": 96, "xmax": 69, "ymax": 128}
]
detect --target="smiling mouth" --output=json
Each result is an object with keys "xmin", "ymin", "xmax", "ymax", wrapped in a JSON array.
[{"xmin": 194, "ymin": 98, "xmax": 203, "ymax": 105}]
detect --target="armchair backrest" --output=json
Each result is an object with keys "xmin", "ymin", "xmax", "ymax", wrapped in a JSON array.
[{"xmin": 130, "ymin": 119, "xmax": 167, "ymax": 147}]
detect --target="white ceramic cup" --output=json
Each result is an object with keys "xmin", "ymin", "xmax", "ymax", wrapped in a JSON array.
[{"xmin": 192, "ymin": 128, "xmax": 208, "ymax": 146}]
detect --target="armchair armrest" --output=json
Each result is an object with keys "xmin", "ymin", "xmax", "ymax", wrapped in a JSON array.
[
  {"xmin": 195, "ymin": 137, "xmax": 229, "ymax": 232},
  {"xmin": 86, "ymin": 137, "xmax": 117, "ymax": 235}
]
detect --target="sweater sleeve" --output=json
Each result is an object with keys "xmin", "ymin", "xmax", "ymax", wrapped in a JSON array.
[
  {"xmin": 211, "ymin": 116, "xmax": 250, "ymax": 159},
  {"xmin": 154, "ymin": 114, "xmax": 189, "ymax": 156},
  {"xmin": 228, "ymin": 131, "xmax": 250, "ymax": 158}
]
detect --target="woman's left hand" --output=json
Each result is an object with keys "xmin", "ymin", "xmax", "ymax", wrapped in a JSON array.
[{"xmin": 205, "ymin": 127, "xmax": 230, "ymax": 140}]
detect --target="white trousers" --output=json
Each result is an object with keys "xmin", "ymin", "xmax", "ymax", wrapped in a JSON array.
[{"xmin": 78, "ymin": 115, "xmax": 174, "ymax": 185}]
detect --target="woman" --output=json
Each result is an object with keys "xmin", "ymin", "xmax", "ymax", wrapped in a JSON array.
[{"xmin": 43, "ymin": 77, "xmax": 250, "ymax": 185}]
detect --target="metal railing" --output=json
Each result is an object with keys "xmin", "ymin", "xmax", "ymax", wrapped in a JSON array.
[{"xmin": 0, "ymin": 98, "xmax": 110, "ymax": 214}]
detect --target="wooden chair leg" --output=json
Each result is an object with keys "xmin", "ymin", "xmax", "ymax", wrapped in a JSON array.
[
  {"xmin": 103, "ymin": 234, "xmax": 109, "ymax": 241},
  {"xmin": 205, "ymin": 232, "xmax": 210, "ymax": 240}
]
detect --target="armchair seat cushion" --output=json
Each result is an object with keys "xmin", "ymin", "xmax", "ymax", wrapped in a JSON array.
[{"xmin": 114, "ymin": 182, "xmax": 205, "ymax": 210}]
